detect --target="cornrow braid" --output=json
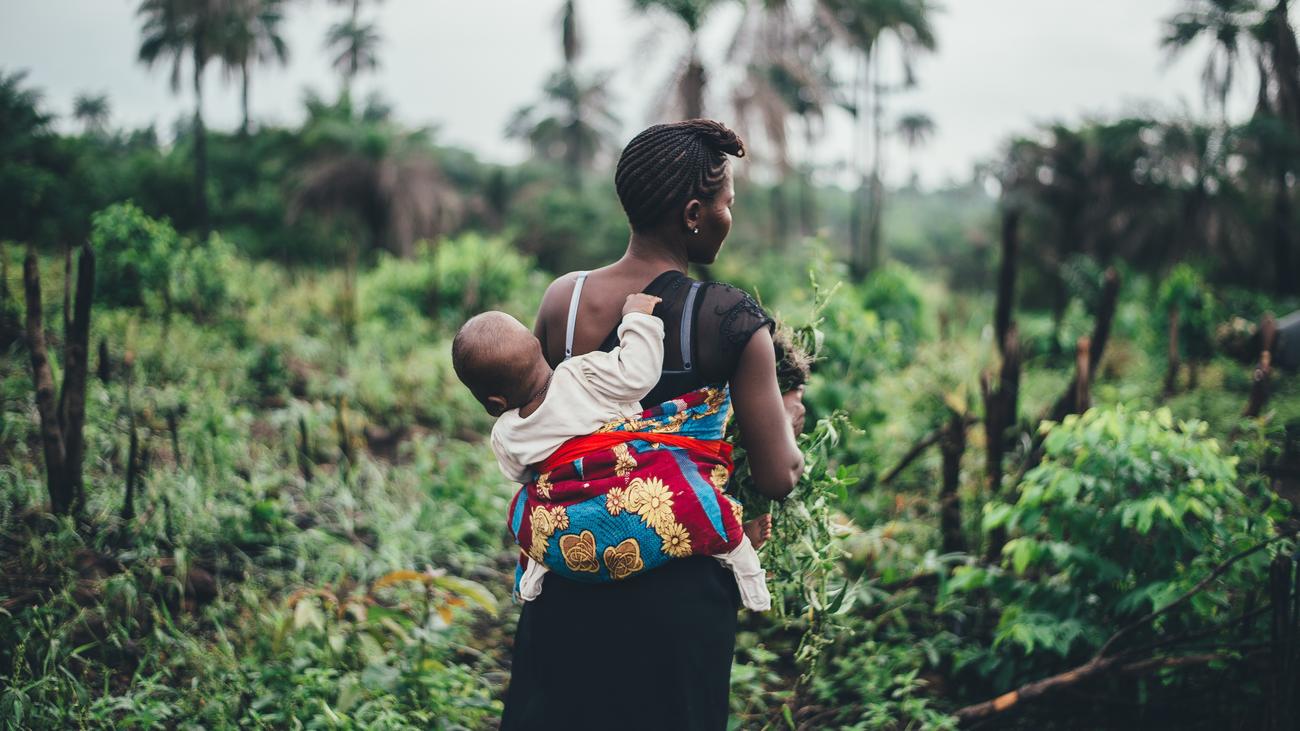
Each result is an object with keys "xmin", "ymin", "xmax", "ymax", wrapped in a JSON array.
[{"xmin": 615, "ymin": 119, "xmax": 745, "ymax": 232}]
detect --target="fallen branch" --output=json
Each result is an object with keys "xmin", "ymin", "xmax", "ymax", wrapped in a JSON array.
[{"xmin": 955, "ymin": 534, "xmax": 1290, "ymax": 725}]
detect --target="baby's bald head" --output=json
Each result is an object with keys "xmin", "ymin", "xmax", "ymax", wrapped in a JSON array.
[{"xmin": 452, "ymin": 311, "xmax": 546, "ymax": 416}]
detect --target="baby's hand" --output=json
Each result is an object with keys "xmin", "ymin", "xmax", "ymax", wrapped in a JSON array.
[{"xmin": 622, "ymin": 293, "xmax": 662, "ymax": 317}]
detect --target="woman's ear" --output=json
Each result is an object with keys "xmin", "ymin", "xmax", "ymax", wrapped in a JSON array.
[
  {"xmin": 682, "ymin": 198, "xmax": 703, "ymax": 232},
  {"xmin": 486, "ymin": 395, "xmax": 508, "ymax": 417}
]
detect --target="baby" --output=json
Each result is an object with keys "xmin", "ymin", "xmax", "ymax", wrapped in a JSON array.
[{"xmin": 452, "ymin": 293, "xmax": 771, "ymax": 609}]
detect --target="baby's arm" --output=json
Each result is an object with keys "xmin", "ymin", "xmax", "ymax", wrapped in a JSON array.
[
  {"xmin": 577, "ymin": 294, "xmax": 664, "ymax": 402},
  {"xmin": 490, "ymin": 426, "xmax": 531, "ymax": 483}
]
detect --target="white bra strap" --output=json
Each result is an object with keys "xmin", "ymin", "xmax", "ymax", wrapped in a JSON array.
[
  {"xmin": 563, "ymin": 271, "xmax": 589, "ymax": 361},
  {"xmin": 679, "ymin": 281, "xmax": 702, "ymax": 370}
]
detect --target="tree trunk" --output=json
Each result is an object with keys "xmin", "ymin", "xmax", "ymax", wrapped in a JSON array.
[
  {"xmin": 23, "ymin": 249, "xmax": 70, "ymax": 514},
  {"xmin": 939, "ymin": 410, "xmax": 966, "ymax": 554},
  {"xmin": 1047, "ymin": 268, "xmax": 1118, "ymax": 421},
  {"xmin": 1164, "ymin": 307, "xmax": 1181, "ymax": 396},
  {"xmin": 682, "ymin": 39, "xmax": 705, "ymax": 120},
  {"xmin": 1275, "ymin": 163, "xmax": 1296, "ymax": 295},
  {"xmin": 995, "ymin": 209, "xmax": 1020, "ymax": 352},
  {"xmin": 983, "ymin": 325, "xmax": 1020, "ymax": 561},
  {"xmin": 866, "ymin": 51, "xmax": 885, "ymax": 274},
  {"xmin": 800, "ymin": 120, "xmax": 817, "ymax": 236},
  {"xmin": 240, "ymin": 59, "xmax": 251, "ymax": 137},
  {"xmin": 123, "ymin": 415, "xmax": 140, "ymax": 523},
  {"xmin": 849, "ymin": 52, "xmax": 869, "ymax": 281},
  {"xmin": 60, "ymin": 245, "xmax": 94, "ymax": 514},
  {"xmin": 770, "ymin": 184, "xmax": 789, "ymax": 248},
  {"xmin": 1245, "ymin": 314, "xmax": 1278, "ymax": 417},
  {"xmin": 193, "ymin": 42, "xmax": 210, "ymax": 239},
  {"xmin": 1073, "ymin": 336, "xmax": 1092, "ymax": 413}
]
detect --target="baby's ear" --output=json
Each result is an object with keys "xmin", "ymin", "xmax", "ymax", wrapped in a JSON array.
[{"xmin": 486, "ymin": 395, "xmax": 508, "ymax": 417}]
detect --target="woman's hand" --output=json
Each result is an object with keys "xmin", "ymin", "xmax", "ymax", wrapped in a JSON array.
[{"xmin": 782, "ymin": 385, "xmax": 806, "ymax": 437}]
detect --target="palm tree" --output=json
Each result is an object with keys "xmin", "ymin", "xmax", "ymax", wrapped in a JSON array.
[
  {"xmin": 895, "ymin": 110, "xmax": 933, "ymax": 185},
  {"xmin": 727, "ymin": 1, "xmax": 836, "ymax": 238},
  {"xmin": 508, "ymin": 0, "xmax": 619, "ymax": 184},
  {"xmin": 138, "ymin": 0, "xmax": 228, "ymax": 236},
  {"xmin": 818, "ymin": 0, "xmax": 938, "ymax": 279},
  {"xmin": 1164, "ymin": 0, "xmax": 1300, "ymax": 293},
  {"xmin": 72, "ymin": 93, "xmax": 110, "ymax": 135},
  {"xmin": 220, "ymin": 0, "xmax": 289, "ymax": 135},
  {"xmin": 1163, "ymin": 0, "xmax": 1264, "ymax": 121},
  {"xmin": 632, "ymin": 0, "xmax": 729, "ymax": 119},
  {"xmin": 506, "ymin": 71, "xmax": 620, "ymax": 182},
  {"xmin": 326, "ymin": 0, "xmax": 382, "ymax": 94}
]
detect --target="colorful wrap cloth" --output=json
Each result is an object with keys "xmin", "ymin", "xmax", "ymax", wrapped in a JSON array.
[{"xmin": 507, "ymin": 385, "xmax": 746, "ymax": 593}]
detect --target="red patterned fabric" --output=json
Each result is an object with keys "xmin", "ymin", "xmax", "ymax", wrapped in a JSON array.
[{"xmin": 506, "ymin": 386, "xmax": 745, "ymax": 586}]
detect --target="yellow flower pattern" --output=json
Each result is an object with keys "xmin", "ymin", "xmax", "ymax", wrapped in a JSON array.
[
  {"xmin": 727, "ymin": 495, "xmax": 744, "ymax": 526},
  {"xmin": 559, "ymin": 530, "xmax": 600, "ymax": 573},
  {"xmin": 659, "ymin": 521, "xmax": 692, "ymax": 557},
  {"xmin": 710, "ymin": 464, "xmax": 730, "ymax": 490},
  {"xmin": 534, "ymin": 471, "xmax": 553, "ymax": 499},
  {"xmin": 701, "ymin": 387, "xmax": 727, "ymax": 416},
  {"xmin": 612, "ymin": 443, "xmax": 637, "ymax": 477},
  {"xmin": 527, "ymin": 505, "xmax": 568, "ymax": 563},
  {"xmin": 623, "ymin": 477, "xmax": 675, "ymax": 533},
  {"xmin": 605, "ymin": 486, "xmax": 626, "ymax": 516},
  {"xmin": 604, "ymin": 538, "xmax": 644, "ymax": 580}
]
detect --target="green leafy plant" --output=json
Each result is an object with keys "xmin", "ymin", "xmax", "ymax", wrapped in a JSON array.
[{"xmin": 965, "ymin": 406, "xmax": 1277, "ymax": 683}]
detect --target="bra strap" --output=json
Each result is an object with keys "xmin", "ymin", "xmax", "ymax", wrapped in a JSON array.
[
  {"xmin": 679, "ymin": 281, "xmax": 702, "ymax": 370},
  {"xmin": 563, "ymin": 271, "xmax": 589, "ymax": 361}
]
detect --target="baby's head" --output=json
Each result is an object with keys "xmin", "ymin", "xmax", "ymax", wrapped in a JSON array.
[{"xmin": 452, "ymin": 311, "xmax": 549, "ymax": 417}]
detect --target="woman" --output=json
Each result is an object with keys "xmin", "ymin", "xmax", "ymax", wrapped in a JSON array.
[{"xmin": 501, "ymin": 119, "xmax": 805, "ymax": 731}]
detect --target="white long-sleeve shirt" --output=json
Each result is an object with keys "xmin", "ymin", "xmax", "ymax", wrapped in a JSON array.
[{"xmin": 489, "ymin": 311, "xmax": 664, "ymax": 482}]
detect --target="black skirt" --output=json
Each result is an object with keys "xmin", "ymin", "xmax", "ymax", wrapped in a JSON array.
[{"xmin": 500, "ymin": 556, "xmax": 741, "ymax": 731}]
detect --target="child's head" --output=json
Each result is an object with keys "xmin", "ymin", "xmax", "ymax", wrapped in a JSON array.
[{"xmin": 452, "ymin": 311, "xmax": 548, "ymax": 417}]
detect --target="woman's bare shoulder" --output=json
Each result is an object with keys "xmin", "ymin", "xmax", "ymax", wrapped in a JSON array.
[{"xmin": 535, "ymin": 271, "xmax": 585, "ymax": 321}]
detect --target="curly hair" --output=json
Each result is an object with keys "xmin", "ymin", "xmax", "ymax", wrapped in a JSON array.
[{"xmin": 614, "ymin": 119, "xmax": 745, "ymax": 232}]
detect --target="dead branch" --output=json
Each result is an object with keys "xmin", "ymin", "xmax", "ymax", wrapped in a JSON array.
[
  {"xmin": 23, "ymin": 247, "xmax": 70, "ymax": 514},
  {"xmin": 61, "ymin": 244, "xmax": 94, "ymax": 513},
  {"xmin": 871, "ymin": 413, "xmax": 978, "ymax": 488},
  {"xmin": 1245, "ymin": 314, "xmax": 1277, "ymax": 418},
  {"xmin": 955, "ymin": 534, "xmax": 1290, "ymax": 725}
]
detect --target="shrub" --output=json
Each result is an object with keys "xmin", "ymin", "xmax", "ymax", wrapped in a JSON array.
[
  {"xmin": 859, "ymin": 262, "xmax": 928, "ymax": 347},
  {"xmin": 89, "ymin": 201, "xmax": 181, "ymax": 309},
  {"xmin": 89, "ymin": 202, "xmax": 244, "ymax": 320},
  {"xmin": 1157, "ymin": 263, "xmax": 1216, "ymax": 362},
  {"xmin": 965, "ymin": 406, "xmax": 1276, "ymax": 683},
  {"xmin": 359, "ymin": 233, "xmax": 541, "ymax": 328}
]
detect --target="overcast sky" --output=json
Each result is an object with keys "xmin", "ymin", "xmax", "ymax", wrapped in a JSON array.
[{"xmin": 0, "ymin": 0, "xmax": 1262, "ymax": 189}]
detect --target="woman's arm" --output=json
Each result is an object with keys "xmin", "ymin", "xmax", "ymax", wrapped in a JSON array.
[{"xmin": 730, "ymin": 327, "xmax": 804, "ymax": 500}]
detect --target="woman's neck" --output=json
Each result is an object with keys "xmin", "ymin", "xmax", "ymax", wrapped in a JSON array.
[{"xmin": 621, "ymin": 231, "xmax": 689, "ymax": 274}]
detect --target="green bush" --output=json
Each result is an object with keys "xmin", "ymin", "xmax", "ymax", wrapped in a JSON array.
[
  {"xmin": 89, "ymin": 201, "xmax": 182, "ymax": 309},
  {"xmin": 1157, "ymin": 263, "xmax": 1216, "ymax": 362},
  {"xmin": 965, "ymin": 406, "xmax": 1276, "ymax": 682},
  {"xmin": 859, "ymin": 262, "xmax": 928, "ymax": 347},
  {"xmin": 169, "ymin": 232, "xmax": 246, "ymax": 320},
  {"xmin": 89, "ymin": 202, "xmax": 244, "ymax": 320},
  {"xmin": 359, "ymin": 233, "xmax": 541, "ymax": 328}
]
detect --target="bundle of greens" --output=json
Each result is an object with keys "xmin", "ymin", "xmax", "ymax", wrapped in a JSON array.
[{"xmin": 727, "ymin": 277, "xmax": 856, "ymax": 674}]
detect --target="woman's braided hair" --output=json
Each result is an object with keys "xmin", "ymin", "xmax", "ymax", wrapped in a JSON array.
[{"xmin": 614, "ymin": 119, "xmax": 745, "ymax": 232}]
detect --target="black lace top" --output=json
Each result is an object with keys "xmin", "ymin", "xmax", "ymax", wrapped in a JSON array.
[{"xmin": 597, "ymin": 270, "xmax": 774, "ymax": 406}]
